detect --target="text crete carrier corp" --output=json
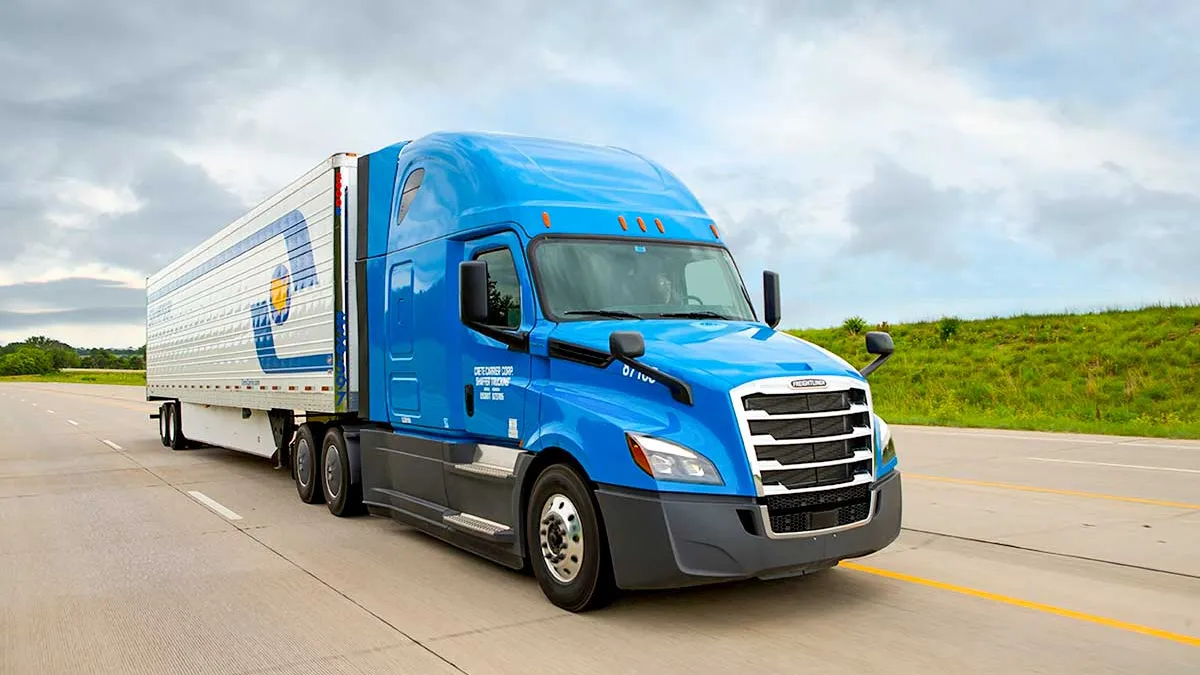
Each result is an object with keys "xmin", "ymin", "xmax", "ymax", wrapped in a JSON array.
[{"xmin": 145, "ymin": 131, "xmax": 903, "ymax": 612}]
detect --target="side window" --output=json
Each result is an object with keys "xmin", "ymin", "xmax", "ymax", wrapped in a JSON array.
[
  {"xmin": 475, "ymin": 248, "xmax": 522, "ymax": 329},
  {"xmin": 395, "ymin": 168, "xmax": 424, "ymax": 226}
]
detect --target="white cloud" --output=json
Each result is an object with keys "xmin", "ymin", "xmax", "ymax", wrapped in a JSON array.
[{"xmin": 2, "ymin": 1, "xmax": 1198, "ymax": 341}]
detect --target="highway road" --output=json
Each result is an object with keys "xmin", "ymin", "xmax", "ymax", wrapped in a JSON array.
[{"xmin": 2, "ymin": 382, "xmax": 1197, "ymax": 674}]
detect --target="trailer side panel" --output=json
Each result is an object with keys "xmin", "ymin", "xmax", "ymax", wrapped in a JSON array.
[{"xmin": 146, "ymin": 155, "xmax": 357, "ymax": 413}]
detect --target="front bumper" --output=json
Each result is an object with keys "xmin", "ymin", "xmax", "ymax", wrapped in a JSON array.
[{"xmin": 595, "ymin": 470, "xmax": 902, "ymax": 591}]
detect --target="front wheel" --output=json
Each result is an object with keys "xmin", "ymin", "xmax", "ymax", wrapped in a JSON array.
[{"xmin": 524, "ymin": 464, "xmax": 616, "ymax": 612}]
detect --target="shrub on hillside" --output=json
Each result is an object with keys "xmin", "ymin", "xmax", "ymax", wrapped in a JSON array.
[
  {"xmin": 842, "ymin": 316, "xmax": 867, "ymax": 335},
  {"xmin": 938, "ymin": 316, "xmax": 962, "ymax": 342},
  {"xmin": 0, "ymin": 346, "xmax": 56, "ymax": 376}
]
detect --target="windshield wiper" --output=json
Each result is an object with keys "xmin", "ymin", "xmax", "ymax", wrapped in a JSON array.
[
  {"xmin": 562, "ymin": 309, "xmax": 644, "ymax": 320},
  {"xmin": 655, "ymin": 310, "xmax": 735, "ymax": 320}
]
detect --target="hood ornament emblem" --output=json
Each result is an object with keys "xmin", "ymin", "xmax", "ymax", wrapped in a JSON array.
[{"xmin": 789, "ymin": 378, "xmax": 827, "ymax": 389}]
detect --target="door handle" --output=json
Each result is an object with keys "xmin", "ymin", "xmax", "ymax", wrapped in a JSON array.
[{"xmin": 464, "ymin": 384, "xmax": 474, "ymax": 417}]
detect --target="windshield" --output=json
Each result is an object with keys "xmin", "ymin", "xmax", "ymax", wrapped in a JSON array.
[{"xmin": 530, "ymin": 238, "xmax": 757, "ymax": 321}]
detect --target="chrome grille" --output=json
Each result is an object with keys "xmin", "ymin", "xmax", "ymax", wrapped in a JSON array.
[{"xmin": 731, "ymin": 376, "xmax": 876, "ymax": 538}]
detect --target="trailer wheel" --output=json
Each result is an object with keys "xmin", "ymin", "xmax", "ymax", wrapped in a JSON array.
[
  {"xmin": 321, "ymin": 426, "xmax": 363, "ymax": 517},
  {"xmin": 158, "ymin": 404, "xmax": 170, "ymax": 447},
  {"xmin": 293, "ymin": 424, "xmax": 324, "ymax": 504},
  {"xmin": 166, "ymin": 402, "xmax": 187, "ymax": 451},
  {"xmin": 524, "ymin": 463, "xmax": 617, "ymax": 612}
]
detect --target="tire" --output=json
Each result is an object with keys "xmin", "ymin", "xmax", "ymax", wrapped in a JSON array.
[
  {"xmin": 524, "ymin": 463, "xmax": 617, "ymax": 612},
  {"xmin": 321, "ymin": 426, "xmax": 363, "ymax": 517},
  {"xmin": 293, "ymin": 424, "xmax": 324, "ymax": 504},
  {"xmin": 158, "ymin": 404, "xmax": 170, "ymax": 447},
  {"xmin": 168, "ymin": 402, "xmax": 187, "ymax": 451}
]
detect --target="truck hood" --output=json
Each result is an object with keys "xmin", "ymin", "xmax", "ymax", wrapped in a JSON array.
[{"xmin": 547, "ymin": 319, "xmax": 864, "ymax": 389}]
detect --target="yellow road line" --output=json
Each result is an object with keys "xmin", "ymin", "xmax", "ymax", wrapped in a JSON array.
[
  {"xmin": 907, "ymin": 473, "xmax": 1200, "ymax": 511},
  {"xmin": 840, "ymin": 561, "xmax": 1200, "ymax": 648}
]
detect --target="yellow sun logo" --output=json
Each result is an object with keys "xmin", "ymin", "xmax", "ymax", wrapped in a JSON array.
[{"xmin": 269, "ymin": 264, "xmax": 291, "ymax": 324}]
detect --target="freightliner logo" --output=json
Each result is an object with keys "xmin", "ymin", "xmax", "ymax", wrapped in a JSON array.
[{"xmin": 789, "ymin": 378, "xmax": 827, "ymax": 389}]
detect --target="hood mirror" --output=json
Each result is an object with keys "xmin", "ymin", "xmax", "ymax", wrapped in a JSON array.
[
  {"xmin": 859, "ymin": 331, "xmax": 895, "ymax": 378},
  {"xmin": 608, "ymin": 330, "xmax": 692, "ymax": 405}
]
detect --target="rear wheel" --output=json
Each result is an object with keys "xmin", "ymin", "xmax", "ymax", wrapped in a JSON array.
[
  {"xmin": 165, "ymin": 402, "xmax": 187, "ymax": 451},
  {"xmin": 525, "ymin": 463, "xmax": 617, "ymax": 612},
  {"xmin": 321, "ymin": 426, "xmax": 363, "ymax": 517},
  {"xmin": 158, "ymin": 404, "xmax": 170, "ymax": 447},
  {"xmin": 293, "ymin": 424, "xmax": 324, "ymax": 504}
]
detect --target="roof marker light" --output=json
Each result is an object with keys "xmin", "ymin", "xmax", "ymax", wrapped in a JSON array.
[
  {"xmin": 655, "ymin": 218, "xmax": 665, "ymax": 233},
  {"xmin": 636, "ymin": 216, "xmax": 647, "ymax": 232},
  {"xmin": 710, "ymin": 223, "xmax": 720, "ymax": 239},
  {"xmin": 542, "ymin": 211, "xmax": 551, "ymax": 228},
  {"xmin": 618, "ymin": 215, "xmax": 628, "ymax": 231}
]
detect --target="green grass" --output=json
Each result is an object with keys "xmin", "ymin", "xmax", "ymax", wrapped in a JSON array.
[
  {"xmin": 5, "ymin": 304, "xmax": 1199, "ymax": 439},
  {"xmin": 789, "ymin": 304, "xmax": 1200, "ymax": 440},
  {"xmin": 1, "ymin": 370, "xmax": 146, "ymax": 386}
]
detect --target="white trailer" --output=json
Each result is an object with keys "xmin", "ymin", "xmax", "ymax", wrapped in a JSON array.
[{"xmin": 145, "ymin": 153, "xmax": 361, "ymax": 459}]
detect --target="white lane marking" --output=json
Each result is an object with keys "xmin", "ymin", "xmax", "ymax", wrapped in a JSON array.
[
  {"xmin": 1115, "ymin": 442, "xmax": 1200, "ymax": 451},
  {"xmin": 1026, "ymin": 457, "xmax": 1200, "ymax": 474},
  {"xmin": 67, "ymin": 420, "xmax": 79, "ymax": 426},
  {"xmin": 187, "ymin": 491, "xmax": 243, "ymax": 521},
  {"xmin": 902, "ymin": 428, "xmax": 1115, "ymax": 444},
  {"xmin": 102, "ymin": 440, "xmax": 123, "ymax": 451}
]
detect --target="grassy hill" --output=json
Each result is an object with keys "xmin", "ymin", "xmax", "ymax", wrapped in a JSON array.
[{"xmin": 789, "ymin": 304, "xmax": 1200, "ymax": 439}]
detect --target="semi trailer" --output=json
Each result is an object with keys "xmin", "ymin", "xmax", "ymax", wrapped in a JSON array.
[{"xmin": 145, "ymin": 131, "xmax": 902, "ymax": 612}]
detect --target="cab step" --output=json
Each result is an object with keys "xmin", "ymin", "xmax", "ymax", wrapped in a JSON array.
[
  {"xmin": 448, "ymin": 462, "xmax": 513, "ymax": 480},
  {"xmin": 443, "ymin": 511, "xmax": 514, "ymax": 544}
]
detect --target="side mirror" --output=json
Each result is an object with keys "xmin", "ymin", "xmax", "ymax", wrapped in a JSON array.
[
  {"xmin": 609, "ymin": 331, "xmax": 646, "ymax": 359},
  {"xmin": 859, "ymin": 331, "xmax": 894, "ymax": 378},
  {"xmin": 763, "ymin": 270, "xmax": 781, "ymax": 329},
  {"xmin": 459, "ymin": 260, "xmax": 489, "ymax": 325},
  {"xmin": 866, "ymin": 331, "xmax": 894, "ymax": 356}
]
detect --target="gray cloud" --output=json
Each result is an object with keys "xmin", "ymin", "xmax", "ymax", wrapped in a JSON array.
[
  {"xmin": 843, "ymin": 159, "xmax": 976, "ymax": 266},
  {"xmin": 79, "ymin": 152, "xmax": 247, "ymax": 273},
  {"xmin": 0, "ymin": 277, "xmax": 143, "ymax": 311},
  {"xmin": 1030, "ymin": 167, "xmax": 1200, "ymax": 283},
  {"xmin": 0, "ymin": 307, "xmax": 144, "ymax": 331}
]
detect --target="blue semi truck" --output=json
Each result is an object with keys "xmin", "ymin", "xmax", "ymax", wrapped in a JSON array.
[{"xmin": 145, "ymin": 131, "xmax": 902, "ymax": 611}]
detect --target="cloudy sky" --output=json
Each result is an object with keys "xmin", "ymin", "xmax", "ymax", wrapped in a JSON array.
[{"xmin": 1, "ymin": 0, "xmax": 1197, "ymax": 348}]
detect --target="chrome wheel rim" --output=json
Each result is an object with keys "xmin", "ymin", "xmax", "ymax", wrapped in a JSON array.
[{"xmin": 539, "ymin": 492, "xmax": 584, "ymax": 584}]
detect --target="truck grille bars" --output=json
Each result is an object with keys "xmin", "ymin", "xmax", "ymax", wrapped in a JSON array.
[{"xmin": 729, "ymin": 376, "xmax": 877, "ymax": 539}]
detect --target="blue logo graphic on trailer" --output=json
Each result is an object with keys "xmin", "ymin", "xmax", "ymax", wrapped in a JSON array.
[{"xmin": 250, "ymin": 209, "xmax": 334, "ymax": 374}]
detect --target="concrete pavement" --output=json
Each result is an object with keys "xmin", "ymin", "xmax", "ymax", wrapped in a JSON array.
[{"xmin": 1, "ymin": 382, "xmax": 1197, "ymax": 674}]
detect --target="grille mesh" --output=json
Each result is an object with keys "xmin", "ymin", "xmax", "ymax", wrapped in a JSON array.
[
  {"xmin": 743, "ymin": 391, "xmax": 851, "ymax": 415},
  {"xmin": 768, "ymin": 501, "xmax": 871, "ymax": 534}
]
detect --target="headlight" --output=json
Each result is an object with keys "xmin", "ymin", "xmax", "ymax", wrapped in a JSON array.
[
  {"xmin": 881, "ymin": 437, "xmax": 896, "ymax": 464},
  {"xmin": 625, "ymin": 432, "xmax": 723, "ymax": 485},
  {"xmin": 876, "ymin": 417, "xmax": 896, "ymax": 465}
]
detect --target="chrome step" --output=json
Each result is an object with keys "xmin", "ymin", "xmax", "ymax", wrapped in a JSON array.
[
  {"xmin": 444, "ymin": 512, "xmax": 511, "ymax": 537},
  {"xmin": 451, "ymin": 462, "xmax": 514, "ymax": 479}
]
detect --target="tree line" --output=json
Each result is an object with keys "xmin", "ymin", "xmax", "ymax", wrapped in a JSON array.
[{"xmin": 0, "ymin": 336, "xmax": 146, "ymax": 376}]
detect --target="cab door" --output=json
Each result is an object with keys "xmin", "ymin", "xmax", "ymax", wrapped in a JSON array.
[{"xmin": 460, "ymin": 231, "xmax": 534, "ymax": 444}]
